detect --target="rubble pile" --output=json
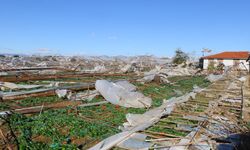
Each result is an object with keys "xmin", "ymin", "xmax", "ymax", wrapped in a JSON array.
[
  {"xmin": 0, "ymin": 55, "xmax": 171, "ymax": 74},
  {"xmin": 138, "ymin": 61, "xmax": 200, "ymax": 83},
  {"xmin": 3, "ymin": 53, "xmax": 247, "ymax": 150}
]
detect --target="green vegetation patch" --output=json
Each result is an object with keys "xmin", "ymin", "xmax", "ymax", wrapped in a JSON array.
[
  {"xmin": 147, "ymin": 126, "xmax": 187, "ymax": 137},
  {"xmin": 0, "ymin": 75, "xmax": 211, "ymax": 149},
  {"xmin": 17, "ymin": 96, "xmax": 63, "ymax": 107},
  {"xmin": 136, "ymin": 75, "xmax": 210, "ymax": 107},
  {"xmin": 2, "ymin": 102, "xmax": 146, "ymax": 149},
  {"xmin": 0, "ymin": 103, "xmax": 10, "ymax": 111}
]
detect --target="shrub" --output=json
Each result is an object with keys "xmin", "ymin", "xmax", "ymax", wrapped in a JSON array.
[
  {"xmin": 172, "ymin": 49, "xmax": 189, "ymax": 65},
  {"xmin": 207, "ymin": 61, "xmax": 216, "ymax": 71}
]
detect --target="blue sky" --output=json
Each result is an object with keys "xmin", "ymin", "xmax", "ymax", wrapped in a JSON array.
[{"xmin": 0, "ymin": 0, "xmax": 249, "ymax": 57}]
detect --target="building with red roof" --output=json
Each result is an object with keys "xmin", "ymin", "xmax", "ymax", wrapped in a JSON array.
[{"xmin": 201, "ymin": 51, "xmax": 250, "ymax": 71}]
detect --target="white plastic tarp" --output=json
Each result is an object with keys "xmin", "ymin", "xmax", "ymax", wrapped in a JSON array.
[
  {"xmin": 95, "ymin": 80, "xmax": 152, "ymax": 108},
  {"xmin": 0, "ymin": 82, "xmax": 44, "ymax": 90},
  {"xmin": 117, "ymin": 133, "xmax": 152, "ymax": 150}
]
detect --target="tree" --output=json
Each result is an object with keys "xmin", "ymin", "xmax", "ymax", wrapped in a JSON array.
[
  {"xmin": 172, "ymin": 49, "xmax": 189, "ymax": 65},
  {"xmin": 207, "ymin": 61, "xmax": 216, "ymax": 72}
]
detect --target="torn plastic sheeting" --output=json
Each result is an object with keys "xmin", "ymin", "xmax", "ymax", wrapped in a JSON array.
[
  {"xmin": 137, "ymin": 74, "xmax": 155, "ymax": 83},
  {"xmin": 69, "ymin": 90, "xmax": 99, "ymax": 101},
  {"xmin": 93, "ymin": 65, "xmax": 107, "ymax": 73},
  {"xmin": 120, "ymin": 64, "xmax": 138, "ymax": 73},
  {"xmin": 137, "ymin": 66, "xmax": 196, "ymax": 83},
  {"xmin": 223, "ymin": 98, "xmax": 241, "ymax": 103},
  {"xmin": 122, "ymin": 86, "xmax": 202, "ymax": 131},
  {"xmin": 89, "ymin": 116, "xmax": 160, "ymax": 150},
  {"xmin": 1, "ymin": 88, "xmax": 54, "ymax": 97},
  {"xmin": 89, "ymin": 87, "xmax": 204, "ymax": 150},
  {"xmin": 0, "ymin": 111, "xmax": 10, "ymax": 116},
  {"xmin": 137, "ymin": 67, "xmax": 159, "ymax": 83},
  {"xmin": 206, "ymin": 74, "xmax": 223, "ymax": 82},
  {"xmin": 115, "ymin": 80, "xmax": 137, "ymax": 91},
  {"xmin": 55, "ymin": 89, "xmax": 68, "ymax": 98},
  {"xmin": 117, "ymin": 133, "xmax": 152, "ymax": 150},
  {"xmin": 121, "ymin": 64, "xmax": 132, "ymax": 73},
  {"xmin": 95, "ymin": 80, "xmax": 152, "ymax": 108},
  {"xmin": 90, "ymin": 96, "xmax": 189, "ymax": 150},
  {"xmin": 154, "ymin": 73, "xmax": 170, "ymax": 84},
  {"xmin": 122, "ymin": 112, "xmax": 167, "ymax": 131},
  {"xmin": 238, "ymin": 76, "xmax": 247, "ymax": 82},
  {"xmin": 0, "ymin": 82, "xmax": 44, "ymax": 90},
  {"xmin": 122, "ymin": 100, "xmax": 170, "ymax": 130},
  {"xmin": 122, "ymin": 91, "xmax": 198, "ymax": 131}
]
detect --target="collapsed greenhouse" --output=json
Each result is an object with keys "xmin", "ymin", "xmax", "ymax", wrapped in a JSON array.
[{"xmin": 0, "ymin": 55, "xmax": 250, "ymax": 150}]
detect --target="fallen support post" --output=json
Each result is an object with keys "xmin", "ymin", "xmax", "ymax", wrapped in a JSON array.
[
  {"xmin": 0, "ymin": 67, "xmax": 69, "ymax": 72},
  {"xmin": 0, "ymin": 129, "xmax": 13, "ymax": 150},
  {"xmin": 78, "ymin": 101, "xmax": 108, "ymax": 107},
  {"xmin": 1, "ymin": 83, "xmax": 95, "ymax": 101},
  {"xmin": 0, "ymin": 100, "xmax": 108, "ymax": 115},
  {"xmin": 0, "ymin": 73, "xmax": 135, "ymax": 82},
  {"xmin": 0, "ymin": 101, "xmax": 80, "ymax": 115}
]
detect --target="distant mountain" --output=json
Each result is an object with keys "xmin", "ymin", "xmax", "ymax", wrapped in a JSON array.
[{"xmin": 0, "ymin": 53, "xmax": 27, "ymax": 57}]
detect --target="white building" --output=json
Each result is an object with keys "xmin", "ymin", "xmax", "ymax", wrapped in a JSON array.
[{"xmin": 201, "ymin": 51, "xmax": 250, "ymax": 71}]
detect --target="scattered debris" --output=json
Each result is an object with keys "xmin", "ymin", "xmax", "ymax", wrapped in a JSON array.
[
  {"xmin": 0, "ymin": 54, "xmax": 249, "ymax": 149},
  {"xmin": 116, "ymin": 133, "xmax": 152, "ymax": 150},
  {"xmin": 0, "ymin": 55, "xmax": 171, "ymax": 74},
  {"xmin": 90, "ymin": 72, "xmax": 250, "ymax": 150},
  {"xmin": 0, "ymin": 83, "xmax": 95, "ymax": 101},
  {"xmin": 69, "ymin": 90, "xmax": 99, "ymax": 101},
  {"xmin": 90, "ymin": 86, "xmax": 203, "ymax": 150},
  {"xmin": 206, "ymin": 74, "xmax": 223, "ymax": 82},
  {"xmin": 55, "ymin": 89, "xmax": 68, "ymax": 98},
  {"xmin": 138, "ymin": 64, "xmax": 199, "ymax": 83}
]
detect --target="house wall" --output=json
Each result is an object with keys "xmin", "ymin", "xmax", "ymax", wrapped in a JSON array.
[
  {"xmin": 203, "ymin": 59, "xmax": 249, "ymax": 71},
  {"xmin": 203, "ymin": 59, "xmax": 209, "ymax": 69}
]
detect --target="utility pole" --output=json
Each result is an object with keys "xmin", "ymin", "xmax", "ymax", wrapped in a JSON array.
[{"xmin": 201, "ymin": 48, "xmax": 212, "ymax": 56}]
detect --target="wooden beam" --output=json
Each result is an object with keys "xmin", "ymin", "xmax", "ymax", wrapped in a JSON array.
[
  {"xmin": 0, "ymin": 67, "xmax": 68, "ymax": 72},
  {"xmin": 1, "ymin": 83, "xmax": 95, "ymax": 101},
  {"xmin": 0, "ymin": 73, "xmax": 134, "ymax": 82},
  {"xmin": 143, "ymin": 130, "xmax": 182, "ymax": 138},
  {"xmin": 0, "ymin": 100, "xmax": 108, "ymax": 115}
]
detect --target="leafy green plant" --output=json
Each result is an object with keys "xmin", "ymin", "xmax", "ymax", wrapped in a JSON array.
[
  {"xmin": 0, "ymin": 103, "xmax": 10, "ymax": 111},
  {"xmin": 18, "ymin": 96, "xmax": 62, "ymax": 107},
  {"xmin": 148, "ymin": 126, "xmax": 187, "ymax": 137}
]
